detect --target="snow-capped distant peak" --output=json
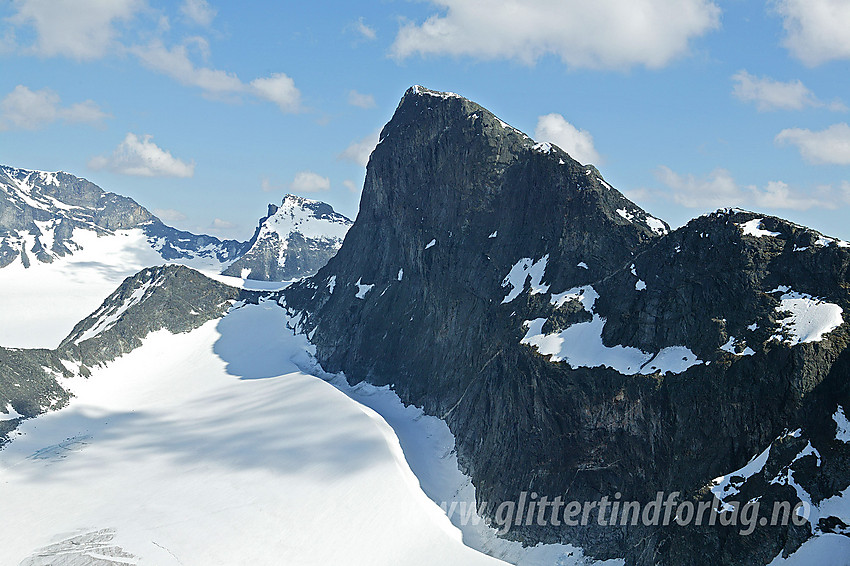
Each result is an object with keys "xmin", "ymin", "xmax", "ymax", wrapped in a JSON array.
[
  {"xmin": 221, "ymin": 195, "xmax": 353, "ymax": 282},
  {"xmin": 261, "ymin": 194, "xmax": 352, "ymax": 242}
]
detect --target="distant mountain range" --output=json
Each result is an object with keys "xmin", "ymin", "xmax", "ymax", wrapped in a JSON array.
[
  {"xmin": 0, "ymin": 165, "xmax": 351, "ymax": 347},
  {"xmin": 0, "ymin": 165, "xmax": 246, "ymax": 270},
  {"xmin": 0, "ymin": 165, "xmax": 351, "ymax": 278}
]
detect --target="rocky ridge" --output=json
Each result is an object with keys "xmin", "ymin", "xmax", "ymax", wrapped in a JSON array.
[
  {"xmin": 222, "ymin": 194, "xmax": 352, "ymax": 281},
  {"xmin": 0, "ymin": 165, "xmax": 247, "ymax": 269},
  {"xmin": 0, "ymin": 265, "xmax": 270, "ymax": 446},
  {"xmin": 282, "ymin": 86, "xmax": 850, "ymax": 565}
]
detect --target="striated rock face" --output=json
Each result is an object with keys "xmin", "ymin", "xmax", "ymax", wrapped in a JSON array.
[
  {"xmin": 284, "ymin": 86, "xmax": 850, "ymax": 564},
  {"xmin": 222, "ymin": 194, "xmax": 352, "ymax": 281},
  {"xmin": 0, "ymin": 165, "xmax": 247, "ymax": 269}
]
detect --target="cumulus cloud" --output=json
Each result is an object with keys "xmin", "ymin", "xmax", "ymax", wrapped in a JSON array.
[
  {"xmin": 773, "ymin": 0, "xmax": 850, "ymax": 66},
  {"xmin": 250, "ymin": 73, "xmax": 301, "ymax": 113},
  {"xmin": 0, "ymin": 85, "xmax": 109, "ymax": 130},
  {"xmin": 343, "ymin": 179, "xmax": 361, "ymax": 193},
  {"xmin": 655, "ymin": 166, "xmax": 741, "ymax": 208},
  {"xmin": 133, "ymin": 40, "xmax": 244, "ymax": 95},
  {"xmin": 289, "ymin": 171, "xmax": 331, "ymax": 193},
  {"xmin": 154, "ymin": 208, "xmax": 187, "ymax": 222},
  {"xmin": 9, "ymin": 0, "xmax": 143, "ymax": 60},
  {"xmin": 775, "ymin": 123, "xmax": 850, "ymax": 165},
  {"xmin": 181, "ymin": 0, "xmax": 217, "ymax": 27},
  {"xmin": 348, "ymin": 90, "xmax": 376, "ymax": 109},
  {"xmin": 655, "ymin": 165, "xmax": 840, "ymax": 210},
  {"xmin": 339, "ymin": 130, "xmax": 381, "ymax": 167},
  {"xmin": 89, "ymin": 133, "xmax": 195, "ymax": 178},
  {"xmin": 534, "ymin": 114, "xmax": 601, "ymax": 165},
  {"xmin": 210, "ymin": 218, "xmax": 237, "ymax": 230},
  {"xmin": 390, "ymin": 0, "xmax": 721, "ymax": 69},
  {"xmin": 731, "ymin": 70, "xmax": 845, "ymax": 112},
  {"xmin": 133, "ymin": 40, "xmax": 302, "ymax": 112}
]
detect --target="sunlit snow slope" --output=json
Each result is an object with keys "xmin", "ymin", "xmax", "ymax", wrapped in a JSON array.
[
  {"xmin": 0, "ymin": 165, "xmax": 247, "ymax": 348},
  {"xmin": 0, "ymin": 229, "xmax": 234, "ymax": 349},
  {"xmin": 0, "ymin": 301, "xmax": 507, "ymax": 566}
]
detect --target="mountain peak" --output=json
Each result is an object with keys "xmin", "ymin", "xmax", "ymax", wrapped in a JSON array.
[
  {"xmin": 406, "ymin": 84, "xmax": 466, "ymax": 101},
  {"xmin": 222, "ymin": 194, "xmax": 352, "ymax": 281},
  {"xmin": 281, "ymin": 193, "xmax": 310, "ymax": 205}
]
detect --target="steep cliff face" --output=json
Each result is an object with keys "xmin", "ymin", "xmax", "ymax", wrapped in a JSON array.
[{"xmin": 284, "ymin": 87, "xmax": 850, "ymax": 564}]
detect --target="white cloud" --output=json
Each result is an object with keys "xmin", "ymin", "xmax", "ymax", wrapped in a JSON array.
[
  {"xmin": 348, "ymin": 90, "xmax": 376, "ymax": 109},
  {"xmin": 181, "ymin": 0, "xmax": 217, "ymax": 27},
  {"xmin": 731, "ymin": 70, "xmax": 845, "ymax": 112},
  {"xmin": 343, "ymin": 179, "xmax": 361, "ymax": 193},
  {"xmin": 775, "ymin": 123, "xmax": 850, "ymax": 165},
  {"xmin": 774, "ymin": 0, "xmax": 850, "ymax": 66},
  {"xmin": 534, "ymin": 114, "xmax": 601, "ymax": 165},
  {"xmin": 353, "ymin": 18, "xmax": 377, "ymax": 40},
  {"xmin": 0, "ymin": 85, "xmax": 109, "ymax": 130},
  {"xmin": 390, "ymin": 0, "xmax": 721, "ymax": 69},
  {"xmin": 133, "ymin": 40, "xmax": 244, "ymax": 95},
  {"xmin": 656, "ymin": 166, "xmax": 741, "ymax": 208},
  {"xmin": 250, "ymin": 73, "xmax": 301, "ymax": 113},
  {"xmin": 339, "ymin": 130, "xmax": 381, "ymax": 167},
  {"xmin": 260, "ymin": 177, "xmax": 287, "ymax": 193},
  {"xmin": 9, "ymin": 0, "xmax": 143, "ymax": 60},
  {"xmin": 133, "ymin": 40, "xmax": 302, "ymax": 112},
  {"xmin": 0, "ymin": 28, "xmax": 16, "ymax": 54},
  {"xmin": 655, "ymin": 165, "xmax": 839, "ymax": 210},
  {"xmin": 154, "ymin": 208, "xmax": 187, "ymax": 222},
  {"xmin": 289, "ymin": 171, "xmax": 330, "ymax": 193},
  {"xmin": 747, "ymin": 180, "xmax": 839, "ymax": 210},
  {"xmin": 210, "ymin": 218, "xmax": 237, "ymax": 230},
  {"xmin": 89, "ymin": 133, "xmax": 195, "ymax": 178}
]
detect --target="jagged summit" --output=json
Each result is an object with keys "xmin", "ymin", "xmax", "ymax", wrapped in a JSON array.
[
  {"xmin": 400, "ymin": 85, "xmax": 602, "ymax": 164},
  {"xmin": 222, "ymin": 193, "xmax": 352, "ymax": 281},
  {"xmin": 0, "ymin": 164, "xmax": 246, "ymax": 269},
  {"xmin": 283, "ymin": 86, "xmax": 850, "ymax": 565}
]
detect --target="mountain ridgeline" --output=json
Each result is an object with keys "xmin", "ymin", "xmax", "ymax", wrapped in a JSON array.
[
  {"xmin": 223, "ymin": 194, "xmax": 352, "ymax": 281},
  {"xmin": 0, "ymin": 166, "xmax": 246, "ymax": 268},
  {"xmin": 2, "ymin": 86, "xmax": 849, "ymax": 565},
  {"xmin": 284, "ymin": 86, "xmax": 850, "ymax": 565},
  {"xmin": 0, "ymin": 166, "xmax": 350, "ymax": 280},
  {"xmin": 0, "ymin": 265, "xmax": 273, "ymax": 446}
]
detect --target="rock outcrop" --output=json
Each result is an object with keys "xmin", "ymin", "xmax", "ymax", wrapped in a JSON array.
[
  {"xmin": 222, "ymin": 194, "xmax": 351, "ymax": 281},
  {"xmin": 0, "ymin": 166, "xmax": 247, "ymax": 269},
  {"xmin": 284, "ymin": 86, "xmax": 850, "ymax": 565}
]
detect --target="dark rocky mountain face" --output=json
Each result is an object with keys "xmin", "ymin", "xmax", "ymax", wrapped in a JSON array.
[
  {"xmin": 0, "ymin": 165, "xmax": 246, "ymax": 268},
  {"xmin": 284, "ymin": 86, "xmax": 850, "ymax": 564},
  {"xmin": 222, "ymin": 194, "xmax": 352, "ymax": 281}
]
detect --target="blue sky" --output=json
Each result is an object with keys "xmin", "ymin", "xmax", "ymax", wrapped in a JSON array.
[{"xmin": 1, "ymin": 0, "xmax": 849, "ymax": 241}]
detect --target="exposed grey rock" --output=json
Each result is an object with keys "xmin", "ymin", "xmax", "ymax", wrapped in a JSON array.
[
  {"xmin": 59, "ymin": 265, "xmax": 247, "ymax": 368},
  {"xmin": 0, "ymin": 265, "xmax": 266, "ymax": 446},
  {"xmin": 0, "ymin": 347, "xmax": 74, "ymax": 446},
  {"xmin": 283, "ymin": 86, "xmax": 850, "ymax": 565},
  {"xmin": 0, "ymin": 165, "xmax": 247, "ymax": 269},
  {"xmin": 222, "ymin": 194, "xmax": 352, "ymax": 281}
]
